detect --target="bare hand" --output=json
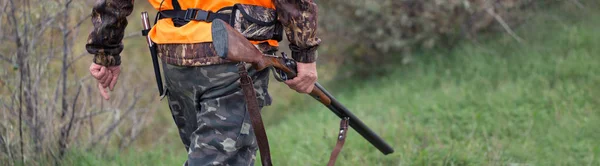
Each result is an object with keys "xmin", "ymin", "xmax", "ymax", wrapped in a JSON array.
[
  {"xmin": 89, "ymin": 63, "xmax": 121, "ymax": 100},
  {"xmin": 284, "ymin": 62, "xmax": 318, "ymax": 93}
]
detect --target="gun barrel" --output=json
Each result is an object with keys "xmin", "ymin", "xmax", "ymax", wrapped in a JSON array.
[{"xmin": 315, "ymin": 83, "xmax": 395, "ymax": 155}]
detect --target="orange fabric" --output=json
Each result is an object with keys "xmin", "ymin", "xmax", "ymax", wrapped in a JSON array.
[
  {"xmin": 250, "ymin": 40, "xmax": 279, "ymax": 47},
  {"xmin": 147, "ymin": 0, "xmax": 277, "ymax": 46},
  {"xmin": 148, "ymin": 0, "xmax": 275, "ymax": 10}
]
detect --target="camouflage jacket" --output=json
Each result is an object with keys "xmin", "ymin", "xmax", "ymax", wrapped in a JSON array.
[{"xmin": 86, "ymin": 0, "xmax": 321, "ymax": 66}]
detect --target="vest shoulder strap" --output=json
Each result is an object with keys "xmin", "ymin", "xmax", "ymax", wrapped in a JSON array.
[{"xmin": 172, "ymin": 0, "xmax": 182, "ymax": 10}]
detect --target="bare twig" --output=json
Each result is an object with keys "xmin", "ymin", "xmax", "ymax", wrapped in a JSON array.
[
  {"xmin": 66, "ymin": 52, "xmax": 90, "ymax": 69},
  {"xmin": 1, "ymin": 0, "xmax": 157, "ymax": 162},
  {"xmin": 29, "ymin": 16, "xmax": 58, "ymax": 51},
  {"xmin": 65, "ymin": 14, "xmax": 92, "ymax": 36},
  {"xmin": 0, "ymin": 53, "xmax": 11, "ymax": 64},
  {"xmin": 486, "ymin": 8, "xmax": 525, "ymax": 43},
  {"xmin": 569, "ymin": 0, "xmax": 585, "ymax": 9},
  {"xmin": 70, "ymin": 82, "xmax": 89, "ymax": 145},
  {"xmin": 0, "ymin": 99, "xmax": 13, "ymax": 114},
  {"xmin": 75, "ymin": 109, "xmax": 113, "ymax": 121},
  {"xmin": 0, "ymin": 132, "xmax": 11, "ymax": 164},
  {"xmin": 18, "ymin": 58, "xmax": 24, "ymax": 165},
  {"xmin": 58, "ymin": 84, "xmax": 82, "ymax": 158},
  {"xmin": 0, "ymin": 76, "xmax": 17, "ymax": 113},
  {"xmin": 8, "ymin": 0, "xmax": 25, "ymax": 163},
  {"xmin": 120, "ymin": 106, "xmax": 152, "ymax": 150},
  {"xmin": 0, "ymin": 2, "xmax": 7, "ymax": 39},
  {"xmin": 60, "ymin": 0, "xmax": 72, "ymax": 120},
  {"xmin": 4, "ymin": 77, "xmax": 16, "ymax": 115},
  {"xmin": 124, "ymin": 32, "xmax": 142, "ymax": 39},
  {"xmin": 87, "ymin": 85, "xmax": 95, "ymax": 140},
  {"xmin": 91, "ymin": 90, "xmax": 141, "ymax": 148},
  {"xmin": 65, "ymin": 0, "xmax": 74, "ymax": 8}
]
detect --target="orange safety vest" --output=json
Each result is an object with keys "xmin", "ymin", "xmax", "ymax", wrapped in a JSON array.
[{"xmin": 147, "ymin": 0, "xmax": 278, "ymax": 46}]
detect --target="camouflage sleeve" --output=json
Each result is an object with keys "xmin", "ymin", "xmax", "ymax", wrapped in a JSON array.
[
  {"xmin": 273, "ymin": 0, "xmax": 321, "ymax": 63},
  {"xmin": 85, "ymin": 0, "xmax": 134, "ymax": 66}
]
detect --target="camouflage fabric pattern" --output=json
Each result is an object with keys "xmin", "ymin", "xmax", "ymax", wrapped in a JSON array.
[
  {"xmin": 157, "ymin": 43, "xmax": 230, "ymax": 66},
  {"xmin": 274, "ymin": 0, "xmax": 321, "ymax": 63},
  {"xmin": 234, "ymin": 4, "xmax": 279, "ymax": 41},
  {"xmin": 163, "ymin": 62, "xmax": 271, "ymax": 166},
  {"xmin": 85, "ymin": 0, "xmax": 133, "ymax": 66},
  {"xmin": 92, "ymin": 52, "xmax": 122, "ymax": 66},
  {"xmin": 157, "ymin": 42, "xmax": 278, "ymax": 67}
]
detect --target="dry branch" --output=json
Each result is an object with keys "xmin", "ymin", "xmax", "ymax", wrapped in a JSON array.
[
  {"xmin": 1, "ymin": 0, "xmax": 154, "ymax": 164},
  {"xmin": 569, "ymin": 0, "xmax": 585, "ymax": 9},
  {"xmin": 0, "ymin": 53, "xmax": 11, "ymax": 64},
  {"xmin": 65, "ymin": 14, "xmax": 92, "ymax": 36},
  {"xmin": 486, "ymin": 7, "xmax": 525, "ymax": 43},
  {"xmin": 58, "ymin": 84, "xmax": 82, "ymax": 158}
]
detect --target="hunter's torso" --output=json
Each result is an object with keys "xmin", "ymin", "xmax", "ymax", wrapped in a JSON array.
[{"xmin": 147, "ymin": 0, "xmax": 276, "ymax": 45}]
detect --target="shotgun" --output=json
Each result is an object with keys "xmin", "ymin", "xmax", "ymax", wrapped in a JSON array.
[{"xmin": 210, "ymin": 19, "xmax": 394, "ymax": 155}]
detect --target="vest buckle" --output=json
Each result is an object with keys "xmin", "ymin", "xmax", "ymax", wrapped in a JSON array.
[{"xmin": 184, "ymin": 8, "xmax": 200, "ymax": 21}]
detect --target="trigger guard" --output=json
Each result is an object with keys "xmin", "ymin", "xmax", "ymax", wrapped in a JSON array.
[{"xmin": 270, "ymin": 67, "xmax": 287, "ymax": 82}]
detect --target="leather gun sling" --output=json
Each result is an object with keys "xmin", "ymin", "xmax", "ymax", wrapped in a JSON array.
[
  {"xmin": 327, "ymin": 118, "xmax": 350, "ymax": 166},
  {"xmin": 238, "ymin": 63, "xmax": 273, "ymax": 166}
]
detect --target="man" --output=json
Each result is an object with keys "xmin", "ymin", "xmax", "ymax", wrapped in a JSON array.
[{"xmin": 86, "ymin": 0, "xmax": 320, "ymax": 165}]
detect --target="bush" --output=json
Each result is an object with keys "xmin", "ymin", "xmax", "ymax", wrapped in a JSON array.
[{"xmin": 318, "ymin": 0, "xmax": 538, "ymax": 71}]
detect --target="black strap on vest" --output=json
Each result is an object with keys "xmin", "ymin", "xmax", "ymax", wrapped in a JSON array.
[
  {"xmin": 161, "ymin": 0, "xmax": 232, "ymax": 26},
  {"xmin": 159, "ymin": 10, "xmax": 231, "ymax": 23},
  {"xmin": 233, "ymin": 4, "xmax": 277, "ymax": 26},
  {"xmin": 163, "ymin": 0, "xmax": 283, "ymax": 41},
  {"xmin": 166, "ymin": 0, "xmax": 274, "ymax": 26},
  {"xmin": 172, "ymin": 0, "xmax": 181, "ymax": 10}
]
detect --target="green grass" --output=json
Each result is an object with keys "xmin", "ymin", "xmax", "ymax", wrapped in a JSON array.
[
  {"xmin": 60, "ymin": 147, "xmax": 185, "ymax": 166},
  {"xmin": 62, "ymin": 5, "xmax": 600, "ymax": 166}
]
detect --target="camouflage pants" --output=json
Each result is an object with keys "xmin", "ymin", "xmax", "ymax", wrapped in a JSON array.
[{"xmin": 163, "ymin": 62, "xmax": 272, "ymax": 166}]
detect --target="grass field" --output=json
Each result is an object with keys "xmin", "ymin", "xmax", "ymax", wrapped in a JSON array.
[{"xmin": 61, "ymin": 5, "xmax": 600, "ymax": 166}]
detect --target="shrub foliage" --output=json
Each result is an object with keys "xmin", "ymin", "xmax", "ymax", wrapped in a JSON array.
[{"xmin": 319, "ymin": 0, "xmax": 537, "ymax": 67}]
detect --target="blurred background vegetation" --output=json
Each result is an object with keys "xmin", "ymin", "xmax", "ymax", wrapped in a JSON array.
[{"xmin": 1, "ymin": 0, "xmax": 599, "ymax": 165}]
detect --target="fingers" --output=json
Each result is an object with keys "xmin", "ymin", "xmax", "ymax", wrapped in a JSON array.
[
  {"xmin": 292, "ymin": 62, "xmax": 318, "ymax": 93},
  {"xmin": 92, "ymin": 65, "xmax": 111, "ymax": 88},
  {"xmin": 109, "ymin": 73, "xmax": 119, "ymax": 91},
  {"xmin": 284, "ymin": 78, "xmax": 302, "ymax": 92},
  {"xmin": 297, "ymin": 78, "xmax": 315, "ymax": 93},
  {"xmin": 90, "ymin": 63, "xmax": 119, "ymax": 100},
  {"xmin": 89, "ymin": 63, "xmax": 102, "ymax": 74},
  {"xmin": 305, "ymin": 83, "xmax": 315, "ymax": 93},
  {"xmin": 100, "ymin": 68, "xmax": 112, "ymax": 88},
  {"xmin": 90, "ymin": 64, "xmax": 105, "ymax": 79},
  {"xmin": 98, "ymin": 83, "xmax": 110, "ymax": 100},
  {"xmin": 108, "ymin": 66, "xmax": 120, "ymax": 91},
  {"xmin": 284, "ymin": 74, "xmax": 316, "ymax": 93}
]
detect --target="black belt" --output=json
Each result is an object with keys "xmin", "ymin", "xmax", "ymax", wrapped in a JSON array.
[{"xmin": 159, "ymin": 9, "xmax": 231, "ymax": 23}]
